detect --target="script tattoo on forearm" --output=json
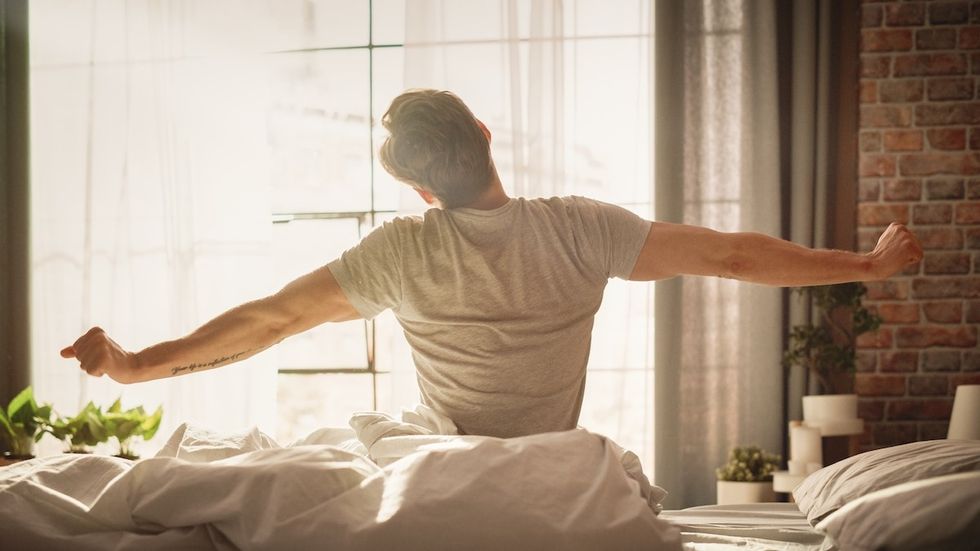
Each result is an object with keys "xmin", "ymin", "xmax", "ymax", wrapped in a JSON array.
[{"xmin": 170, "ymin": 349, "xmax": 254, "ymax": 376}]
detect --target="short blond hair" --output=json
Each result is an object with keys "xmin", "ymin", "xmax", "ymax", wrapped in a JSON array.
[{"xmin": 379, "ymin": 90, "xmax": 493, "ymax": 208}]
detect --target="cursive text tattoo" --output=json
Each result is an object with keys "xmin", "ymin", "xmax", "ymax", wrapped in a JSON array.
[{"xmin": 170, "ymin": 349, "xmax": 253, "ymax": 376}]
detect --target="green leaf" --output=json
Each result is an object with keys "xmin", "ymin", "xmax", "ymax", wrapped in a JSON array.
[
  {"xmin": 108, "ymin": 398, "xmax": 122, "ymax": 414},
  {"xmin": 7, "ymin": 386, "xmax": 35, "ymax": 424},
  {"xmin": 140, "ymin": 407, "xmax": 163, "ymax": 440}
]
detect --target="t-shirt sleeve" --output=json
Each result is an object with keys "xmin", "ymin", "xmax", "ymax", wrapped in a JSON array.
[
  {"xmin": 327, "ymin": 221, "xmax": 403, "ymax": 319},
  {"xmin": 568, "ymin": 197, "xmax": 652, "ymax": 280}
]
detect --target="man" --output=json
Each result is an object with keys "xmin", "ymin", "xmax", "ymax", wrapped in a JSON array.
[{"xmin": 63, "ymin": 89, "xmax": 923, "ymax": 438}]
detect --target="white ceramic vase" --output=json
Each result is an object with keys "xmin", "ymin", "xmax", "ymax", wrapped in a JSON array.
[{"xmin": 716, "ymin": 480, "xmax": 777, "ymax": 505}]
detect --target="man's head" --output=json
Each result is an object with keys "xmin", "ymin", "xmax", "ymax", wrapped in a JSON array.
[{"xmin": 379, "ymin": 89, "xmax": 494, "ymax": 208}]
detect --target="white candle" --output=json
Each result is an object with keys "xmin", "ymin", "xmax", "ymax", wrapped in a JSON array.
[{"xmin": 790, "ymin": 424, "xmax": 822, "ymax": 466}]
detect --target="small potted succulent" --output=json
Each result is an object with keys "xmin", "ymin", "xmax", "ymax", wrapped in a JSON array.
[
  {"xmin": 783, "ymin": 283, "xmax": 881, "ymax": 424},
  {"xmin": 44, "ymin": 401, "xmax": 110, "ymax": 454},
  {"xmin": 0, "ymin": 387, "xmax": 52, "ymax": 465},
  {"xmin": 102, "ymin": 398, "xmax": 163, "ymax": 460},
  {"xmin": 716, "ymin": 445, "xmax": 780, "ymax": 505}
]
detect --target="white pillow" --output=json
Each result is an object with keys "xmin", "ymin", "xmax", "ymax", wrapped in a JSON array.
[
  {"xmin": 816, "ymin": 471, "xmax": 980, "ymax": 551},
  {"xmin": 793, "ymin": 439, "xmax": 980, "ymax": 523}
]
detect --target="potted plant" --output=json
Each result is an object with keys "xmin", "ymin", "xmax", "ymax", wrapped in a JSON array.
[
  {"xmin": 102, "ymin": 398, "xmax": 163, "ymax": 460},
  {"xmin": 44, "ymin": 401, "xmax": 110, "ymax": 454},
  {"xmin": 783, "ymin": 283, "xmax": 881, "ymax": 424},
  {"xmin": 0, "ymin": 387, "xmax": 52, "ymax": 466},
  {"xmin": 716, "ymin": 445, "xmax": 780, "ymax": 505}
]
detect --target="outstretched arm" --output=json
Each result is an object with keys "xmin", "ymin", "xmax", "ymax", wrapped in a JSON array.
[
  {"xmin": 629, "ymin": 221, "xmax": 922, "ymax": 285},
  {"xmin": 61, "ymin": 265, "xmax": 359, "ymax": 384}
]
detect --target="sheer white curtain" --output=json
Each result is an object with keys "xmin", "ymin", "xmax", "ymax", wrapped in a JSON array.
[
  {"xmin": 654, "ymin": 0, "xmax": 783, "ymax": 508},
  {"xmin": 30, "ymin": 1, "xmax": 279, "ymax": 454},
  {"xmin": 400, "ymin": 0, "xmax": 655, "ymax": 465}
]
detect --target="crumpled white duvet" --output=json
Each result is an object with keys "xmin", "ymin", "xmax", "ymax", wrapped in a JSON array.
[{"xmin": 0, "ymin": 406, "xmax": 682, "ymax": 551}]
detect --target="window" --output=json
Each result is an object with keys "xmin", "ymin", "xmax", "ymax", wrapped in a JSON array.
[{"xmin": 29, "ymin": 0, "xmax": 654, "ymax": 467}]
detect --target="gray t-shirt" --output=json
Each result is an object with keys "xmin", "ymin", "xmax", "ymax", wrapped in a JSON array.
[{"xmin": 327, "ymin": 195, "xmax": 651, "ymax": 438}]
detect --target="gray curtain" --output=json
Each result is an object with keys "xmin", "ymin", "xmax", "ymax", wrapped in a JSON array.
[
  {"xmin": 655, "ymin": 0, "xmax": 783, "ymax": 508},
  {"xmin": 654, "ymin": 0, "xmax": 849, "ymax": 508}
]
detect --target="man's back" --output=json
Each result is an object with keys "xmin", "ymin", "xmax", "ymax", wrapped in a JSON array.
[{"xmin": 328, "ymin": 196, "xmax": 650, "ymax": 437}]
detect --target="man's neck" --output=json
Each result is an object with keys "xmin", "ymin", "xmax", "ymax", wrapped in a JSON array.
[{"xmin": 459, "ymin": 179, "xmax": 510, "ymax": 210}]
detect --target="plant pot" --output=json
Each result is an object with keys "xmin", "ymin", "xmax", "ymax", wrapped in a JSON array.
[
  {"xmin": 0, "ymin": 452, "xmax": 35, "ymax": 467},
  {"xmin": 716, "ymin": 480, "xmax": 777, "ymax": 505}
]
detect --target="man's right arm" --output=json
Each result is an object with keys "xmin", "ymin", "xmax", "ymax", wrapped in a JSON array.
[
  {"xmin": 629, "ymin": 221, "xmax": 922, "ymax": 285},
  {"xmin": 61, "ymin": 265, "xmax": 359, "ymax": 384}
]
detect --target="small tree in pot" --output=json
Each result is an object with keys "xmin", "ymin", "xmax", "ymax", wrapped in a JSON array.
[
  {"xmin": 783, "ymin": 283, "xmax": 881, "ymax": 396},
  {"xmin": 716, "ymin": 445, "xmax": 781, "ymax": 505},
  {"xmin": 45, "ymin": 402, "xmax": 110, "ymax": 454},
  {"xmin": 0, "ymin": 387, "xmax": 52, "ymax": 464},
  {"xmin": 103, "ymin": 398, "xmax": 163, "ymax": 460}
]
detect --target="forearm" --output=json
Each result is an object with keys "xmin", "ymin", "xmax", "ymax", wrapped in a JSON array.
[
  {"xmin": 131, "ymin": 298, "xmax": 286, "ymax": 382},
  {"xmin": 725, "ymin": 233, "xmax": 875, "ymax": 286}
]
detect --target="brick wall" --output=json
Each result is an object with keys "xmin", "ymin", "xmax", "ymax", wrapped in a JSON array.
[{"xmin": 856, "ymin": 0, "xmax": 980, "ymax": 452}]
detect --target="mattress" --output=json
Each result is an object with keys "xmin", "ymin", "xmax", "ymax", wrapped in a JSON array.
[{"xmin": 661, "ymin": 503, "xmax": 833, "ymax": 551}]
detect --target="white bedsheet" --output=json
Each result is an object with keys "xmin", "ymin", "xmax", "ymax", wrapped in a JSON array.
[
  {"xmin": 0, "ymin": 409, "xmax": 682, "ymax": 551},
  {"xmin": 662, "ymin": 503, "xmax": 833, "ymax": 551}
]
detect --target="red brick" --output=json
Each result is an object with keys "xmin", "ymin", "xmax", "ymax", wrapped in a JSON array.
[
  {"xmin": 968, "ymin": 180, "xmax": 980, "ymax": 198},
  {"xmin": 913, "ymin": 276, "xmax": 980, "ymax": 298},
  {"xmin": 915, "ymin": 227, "xmax": 964, "ymax": 249},
  {"xmin": 895, "ymin": 325, "xmax": 978, "ymax": 347},
  {"xmin": 858, "ymin": 399, "xmax": 885, "ymax": 421},
  {"xmin": 876, "ymin": 302, "xmax": 921, "ymax": 323},
  {"xmin": 926, "ymin": 179, "xmax": 965, "ymax": 199},
  {"xmin": 884, "ymin": 130, "xmax": 924, "ymax": 151},
  {"xmin": 857, "ymin": 327, "xmax": 895, "ymax": 349},
  {"xmin": 916, "ymin": 28, "xmax": 957, "ymax": 50},
  {"xmin": 924, "ymin": 252, "xmax": 971, "ymax": 274},
  {"xmin": 899, "ymin": 153, "xmax": 980, "ymax": 176},
  {"xmin": 885, "ymin": 3, "xmax": 925, "ymax": 26},
  {"xmin": 873, "ymin": 422, "xmax": 918, "ymax": 446},
  {"xmin": 862, "ymin": 5, "xmax": 883, "ymax": 28},
  {"xmin": 928, "ymin": 1, "xmax": 970, "ymax": 25},
  {"xmin": 967, "ymin": 228, "xmax": 980, "ymax": 248},
  {"xmin": 908, "ymin": 377, "xmax": 951, "ymax": 397},
  {"xmin": 888, "ymin": 399, "xmax": 953, "ymax": 420},
  {"xmin": 860, "ymin": 80, "xmax": 877, "ymax": 103},
  {"xmin": 922, "ymin": 350, "xmax": 962, "ymax": 371},
  {"xmin": 882, "ymin": 181, "xmax": 921, "ymax": 203},
  {"xmin": 952, "ymin": 373, "xmax": 980, "ymax": 387},
  {"xmin": 858, "ymin": 203, "xmax": 909, "ymax": 226},
  {"xmin": 961, "ymin": 27, "xmax": 980, "ymax": 49},
  {"xmin": 861, "ymin": 154, "xmax": 898, "ymax": 177},
  {"xmin": 926, "ymin": 128, "xmax": 967, "ymax": 151},
  {"xmin": 857, "ymin": 350, "xmax": 878, "ymax": 372},
  {"xmin": 916, "ymin": 103, "xmax": 980, "ymax": 126},
  {"xmin": 866, "ymin": 280, "xmax": 911, "ymax": 300},
  {"xmin": 912, "ymin": 204, "xmax": 953, "ymax": 224},
  {"xmin": 878, "ymin": 79, "xmax": 923, "ymax": 103},
  {"xmin": 860, "ymin": 181, "xmax": 881, "ymax": 201},
  {"xmin": 861, "ymin": 131, "xmax": 883, "ymax": 153},
  {"xmin": 971, "ymin": 128, "xmax": 980, "ymax": 150},
  {"xmin": 894, "ymin": 54, "xmax": 968, "ymax": 77},
  {"xmin": 920, "ymin": 422, "xmax": 950, "ymax": 440},
  {"xmin": 954, "ymin": 202, "xmax": 980, "ymax": 223},
  {"xmin": 861, "ymin": 56, "xmax": 892, "ymax": 78},
  {"xmin": 967, "ymin": 300, "xmax": 980, "ymax": 322},
  {"xmin": 927, "ymin": 78, "xmax": 974, "ymax": 101},
  {"xmin": 857, "ymin": 374, "xmax": 906, "ymax": 396},
  {"xmin": 880, "ymin": 350, "xmax": 918, "ymax": 372},
  {"xmin": 964, "ymin": 351, "xmax": 980, "ymax": 371},
  {"xmin": 862, "ymin": 105, "xmax": 913, "ymax": 127},
  {"xmin": 973, "ymin": 3, "xmax": 980, "ymax": 24},
  {"xmin": 862, "ymin": 29, "xmax": 914, "ymax": 52},
  {"xmin": 859, "ymin": 228, "xmax": 883, "ymax": 251},
  {"xmin": 923, "ymin": 301, "xmax": 963, "ymax": 322}
]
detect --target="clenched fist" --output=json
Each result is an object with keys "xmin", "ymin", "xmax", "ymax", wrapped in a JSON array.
[
  {"xmin": 61, "ymin": 327, "xmax": 140, "ymax": 384},
  {"xmin": 867, "ymin": 223, "xmax": 924, "ymax": 280}
]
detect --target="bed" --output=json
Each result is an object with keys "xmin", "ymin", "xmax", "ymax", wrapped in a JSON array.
[{"xmin": 1, "ymin": 408, "xmax": 978, "ymax": 550}]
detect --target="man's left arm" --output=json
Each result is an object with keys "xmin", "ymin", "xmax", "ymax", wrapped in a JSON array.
[{"xmin": 628, "ymin": 221, "xmax": 922, "ymax": 285}]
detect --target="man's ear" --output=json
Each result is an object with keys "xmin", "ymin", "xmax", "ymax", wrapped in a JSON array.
[{"xmin": 413, "ymin": 187, "xmax": 439, "ymax": 206}]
